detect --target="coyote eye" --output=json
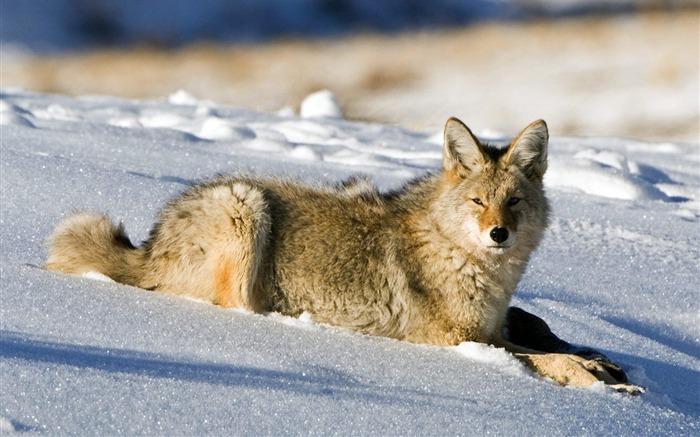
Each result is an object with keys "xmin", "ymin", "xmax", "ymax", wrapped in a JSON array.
[
  {"xmin": 472, "ymin": 198, "xmax": 483, "ymax": 206},
  {"xmin": 508, "ymin": 197, "xmax": 521, "ymax": 206}
]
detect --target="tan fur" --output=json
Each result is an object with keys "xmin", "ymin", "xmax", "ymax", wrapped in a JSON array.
[{"xmin": 46, "ymin": 118, "xmax": 637, "ymax": 392}]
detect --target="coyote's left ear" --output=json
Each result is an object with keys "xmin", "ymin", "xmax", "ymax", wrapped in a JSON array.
[{"xmin": 505, "ymin": 120, "xmax": 548, "ymax": 181}]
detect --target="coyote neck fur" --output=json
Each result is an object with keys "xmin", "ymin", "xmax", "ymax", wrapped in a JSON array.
[{"xmin": 389, "ymin": 174, "xmax": 531, "ymax": 346}]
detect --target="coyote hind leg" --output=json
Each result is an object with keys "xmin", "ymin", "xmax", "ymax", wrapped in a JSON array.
[
  {"xmin": 208, "ymin": 182, "xmax": 271, "ymax": 310},
  {"xmin": 147, "ymin": 180, "xmax": 270, "ymax": 310}
]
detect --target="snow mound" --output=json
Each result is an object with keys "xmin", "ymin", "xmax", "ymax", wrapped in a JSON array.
[
  {"xmin": 0, "ymin": 417, "xmax": 16, "ymax": 434},
  {"xmin": 452, "ymin": 342, "xmax": 529, "ymax": 377},
  {"xmin": 300, "ymin": 89, "xmax": 344, "ymax": 119},
  {"xmin": 546, "ymin": 147, "xmax": 671, "ymax": 201},
  {"xmin": 0, "ymin": 99, "xmax": 35, "ymax": 127},
  {"xmin": 81, "ymin": 271, "xmax": 116, "ymax": 283},
  {"xmin": 167, "ymin": 89, "xmax": 199, "ymax": 106}
]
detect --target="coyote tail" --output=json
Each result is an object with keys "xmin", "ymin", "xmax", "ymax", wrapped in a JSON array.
[{"xmin": 45, "ymin": 212, "xmax": 144, "ymax": 285}]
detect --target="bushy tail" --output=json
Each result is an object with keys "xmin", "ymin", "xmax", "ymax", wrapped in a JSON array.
[{"xmin": 46, "ymin": 212, "xmax": 144, "ymax": 285}]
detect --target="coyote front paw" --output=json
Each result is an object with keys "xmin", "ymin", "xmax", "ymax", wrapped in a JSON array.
[{"xmin": 516, "ymin": 353, "xmax": 644, "ymax": 395}]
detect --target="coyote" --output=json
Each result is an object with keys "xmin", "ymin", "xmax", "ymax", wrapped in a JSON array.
[{"xmin": 46, "ymin": 118, "xmax": 639, "ymax": 393}]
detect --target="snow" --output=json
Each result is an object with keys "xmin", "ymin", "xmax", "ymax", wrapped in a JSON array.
[
  {"xmin": 300, "ymin": 90, "xmax": 344, "ymax": 120},
  {"xmin": 1, "ymin": 90, "xmax": 699, "ymax": 435}
]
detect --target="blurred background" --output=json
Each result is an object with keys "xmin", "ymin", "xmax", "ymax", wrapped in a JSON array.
[{"xmin": 1, "ymin": 0, "xmax": 698, "ymax": 141}]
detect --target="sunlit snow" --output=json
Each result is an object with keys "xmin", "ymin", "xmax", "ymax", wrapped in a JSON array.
[{"xmin": 1, "ymin": 90, "xmax": 698, "ymax": 435}]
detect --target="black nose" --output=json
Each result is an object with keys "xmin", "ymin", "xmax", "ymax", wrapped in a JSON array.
[{"xmin": 490, "ymin": 227, "xmax": 509, "ymax": 244}]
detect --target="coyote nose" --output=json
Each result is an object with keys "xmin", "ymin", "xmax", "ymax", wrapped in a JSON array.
[{"xmin": 489, "ymin": 227, "xmax": 509, "ymax": 244}]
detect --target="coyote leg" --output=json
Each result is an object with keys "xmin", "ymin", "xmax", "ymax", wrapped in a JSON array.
[
  {"xmin": 144, "ymin": 181, "xmax": 270, "ymax": 310},
  {"xmin": 208, "ymin": 183, "xmax": 270, "ymax": 311},
  {"xmin": 514, "ymin": 352, "xmax": 643, "ymax": 395},
  {"xmin": 497, "ymin": 307, "xmax": 644, "ymax": 394}
]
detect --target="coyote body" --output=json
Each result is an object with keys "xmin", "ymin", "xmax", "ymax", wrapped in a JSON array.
[{"xmin": 46, "ymin": 118, "xmax": 638, "ymax": 392}]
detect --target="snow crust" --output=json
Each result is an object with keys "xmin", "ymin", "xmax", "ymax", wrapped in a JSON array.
[{"xmin": 1, "ymin": 90, "xmax": 698, "ymax": 435}]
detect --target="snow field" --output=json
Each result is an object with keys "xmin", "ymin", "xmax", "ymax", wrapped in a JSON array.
[{"xmin": 0, "ymin": 90, "xmax": 698, "ymax": 435}]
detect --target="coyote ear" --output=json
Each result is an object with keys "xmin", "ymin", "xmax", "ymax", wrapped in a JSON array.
[
  {"xmin": 505, "ymin": 119, "xmax": 548, "ymax": 181},
  {"xmin": 443, "ymin": 117, "xmax": 485, "ymax": 178}
]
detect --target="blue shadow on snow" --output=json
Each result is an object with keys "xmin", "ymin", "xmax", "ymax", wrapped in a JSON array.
[{"xmin": 0, "ymin": 330, "xmax": 473, "ymax": 407}]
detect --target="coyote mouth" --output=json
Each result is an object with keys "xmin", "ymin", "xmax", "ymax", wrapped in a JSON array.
[{"xmin": 487, "ymin": 244, "xmax": 512, "ymax": 252}]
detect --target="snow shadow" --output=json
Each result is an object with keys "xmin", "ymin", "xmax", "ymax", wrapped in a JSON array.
[
  {"xmin": 125, "ymin": 171, "xmax": 192, "ymax": 185},
  {"xmin": 0, "ymin": 330, "xmax": 473, "ymax": 407},
  {"xmin": 610, "ymin": 350, "xmax": 700, "ymax": 418},
  {"xmin": 601, "ymin": 315, "xmax": 700, "ymax": 362}
]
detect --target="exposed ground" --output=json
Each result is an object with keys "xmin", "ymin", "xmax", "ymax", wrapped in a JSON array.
[{"xmin": 2, "ymin": 9, "xmax": 697, "ymax": 141}]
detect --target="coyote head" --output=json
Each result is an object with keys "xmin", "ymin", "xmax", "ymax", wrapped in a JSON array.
[{"xmin": 435, "ymin": 118, "xmax": 550, "ymax": 255}]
